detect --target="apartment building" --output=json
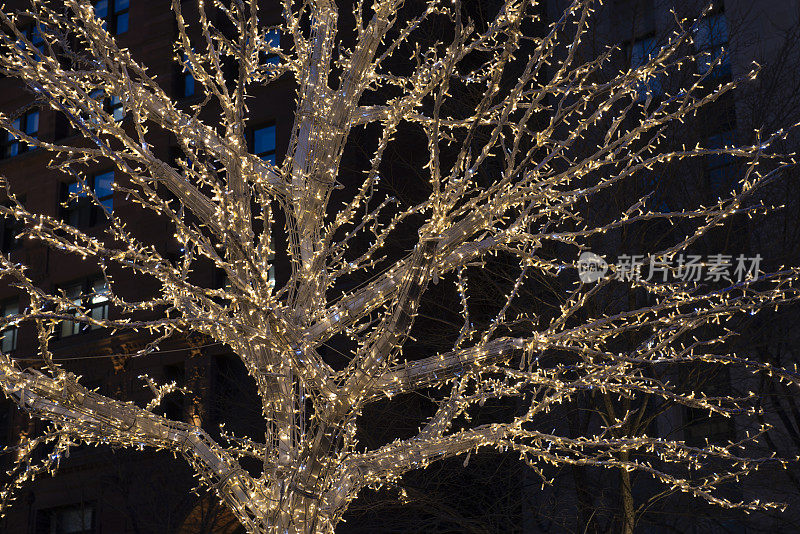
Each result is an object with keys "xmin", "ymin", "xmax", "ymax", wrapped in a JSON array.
[
  {"xmin": 1, "ymin": 0, "xmax": 800, "ymax": 533},
  {"xmin": 0, "ymin": 1, "xmax": 291, "ymax": 532},
  {"xmin": 521, "ymin": 1, "xmax": 800, "ymax": 532}
]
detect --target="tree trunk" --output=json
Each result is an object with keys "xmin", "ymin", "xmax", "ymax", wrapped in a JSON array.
[{"xmin": 619, "ymin": 453, "xmax": 635, "ymax": 534}]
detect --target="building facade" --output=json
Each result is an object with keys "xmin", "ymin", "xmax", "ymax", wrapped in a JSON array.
[
  {"xmin": 0, "ymin": 1, "xmax": 291, "ymax": 532},
  {"xmin": 1, "ymin": 0, "xmax": 800, "ymax": 533}
]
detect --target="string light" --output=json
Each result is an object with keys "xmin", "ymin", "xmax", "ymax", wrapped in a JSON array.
[{"xmin": 0, "ymin": 0, "xmax": 796, "ymax": 533}]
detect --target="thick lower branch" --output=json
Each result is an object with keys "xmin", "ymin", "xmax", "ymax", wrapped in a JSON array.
[
  {"xmin": 366, "ymin": 337, "xmax": 527, "ymax": 401},
  {"xmin": 0, "ymin": 356, "xmax": 271, "ymax": 531}
]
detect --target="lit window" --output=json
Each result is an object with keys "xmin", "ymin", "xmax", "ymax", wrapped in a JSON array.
[
  {"xmin": 1, "ymin": 110, "xmax": 38, "ymax": 159},
  {"xmin": 89, "ymin": 278, "xmax": 110, "ymax": 324},
  {"xmin": 252, "ymin": 124, "xmax": 276, "ymax": 165},
  {"xmin": 35, "ymin": 503, "xmax": 95, "ymax": 534},
  {"xmin": 268, "ymin": 252, "xmax": 275, "ymax": 289},
  {"xmin": 630, "ymin": 36, "xmax": 661, "ymax": 100},
  {"xmin": 1, "ymin": 300, "xmax": 18, "ymax": 353},
  {"xmin": 94, "ymin": 0, "xmax": 129, "ymax": 35},
  {"xmin": 694, "ymin": 12, "xmax": 730, "ymax": 78},
  {"xmin": 59, "ymin": 279, "xmax": 109, "ymax": 338},
  {"xmin": 109, "ymin": 95, "xmax": 124, "ymax": 121},
  {"xmin": 62, "ymin": 171, "xmax": 114, "ymax": 227},
  {"xmin": 60, "ymin": 282, "xmax": 83, "ymax": 338}
]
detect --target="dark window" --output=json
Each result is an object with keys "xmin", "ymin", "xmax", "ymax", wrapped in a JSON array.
[
  {"xmin": 181, "ymin": 69, "xmax": 195, "ymax": 98},
  {"xmin": 35, "ymin": 503, "xmax": 95, "ymax": 534},
  {"xmin": 0, "ymin": 402, "xmax": 10, "ymax": 467},
  {"xmin": 629, "ymin": 35, "xmax": 661, "ymax": 101},
  {"xmin": 613, "ymin": 0, "xmax": 655, "ymax": 41},
  {"xmin": 0, "ymin": 201, "xmax": 21, "ymax": 254},
  {"xmin": 19, "ymin": 23, "xmax": 46, "ymax": 56},
  {"xmin": 94, "ymin": 0, "xmax": 129, "ymax": 35},
  {"xmin": 684, "ymin": 406, "xmax": 735, "ymax": 447},
  {"xmin": 161, "ymin": 363, "xmax": 185, "ymax": 421},
  {"xmin": 62, "ymin": 171, "xmax": 114, "ymax": 227},
  {"xmin": 1, "ymin": 110, "xmax": 38, "ymax": 159},
  {"xmin": 251, "ymin": 123, "xmax": 276, "ymax": 165},
  {"xmin": 178, "ymin": 52, "xmax": 196, "ymax": 98},
  {"xmin": 1, "ymin": 299, "xmax": 18, "ymax": 353},
  {"xmin": 694, "ymin": 11, "xmax": 730, "ymax": 79},
  {"xmin": 705, "ymin": 130, "xmax": 737, "ymax": 193},
  {"xmin": 683, "ymin": 366, "xmax": 735, "ymax": 446},
  {"xmin": 54, "ymin": 112, "xmax": 72, "ymax": 140},
  {"xmin": 263, "ymin": 29, "xmax": 280, "ymax": 66},
  {"xmin": 59, "ymin": 278, "xmax": 109, "ymax": 338}
]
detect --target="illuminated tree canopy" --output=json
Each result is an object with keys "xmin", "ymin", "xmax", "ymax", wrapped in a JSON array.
[{"xmin": 0, "ymin": 0, "xmax": 799, "ymax": 532}]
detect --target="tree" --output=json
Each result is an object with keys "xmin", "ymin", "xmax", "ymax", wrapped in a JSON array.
[{"xmin": 0, "ymin": 0, "xmax": 798, "ymax": 532}]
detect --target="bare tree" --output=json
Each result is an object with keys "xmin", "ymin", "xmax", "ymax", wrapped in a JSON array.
[{"xmin": 0, "ymin": 0, "xmax": 798, "ymax": 532}]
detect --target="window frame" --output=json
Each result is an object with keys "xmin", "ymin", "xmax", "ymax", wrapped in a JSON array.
[
  {"xmin": 693, "ymin": 9, "xmax": 731, "ymax": 79},
  {"xmin": 57, "ymin": 278, "xmax": 110, "ymax": 339},
  {"xmin": 0, "ymin": 199, "xmax": 22, "ymax": 254},
  {"xmin": 1, "ymin": 109, "xmax": 39, "ymax": 159},
  {"xmin": 19, "ymin": 22, "xmax": 46, "ymax": 56},
  {"xmin": 35, "ymin": 502, "xmax": 96, "ymax": 534},
  {"xmin": 0, "ymin": 299, "xmax": 18, "ymax": 353},
  {"xmin": 704, "ymin": 129, "xmax": 737, "ymax": 193},
  {"xmin": 176, "ymin": 51, "xmax": 197, "ymax": 99},
  {"xmin": 61, "ymin": 171, "xmax": 114, "ymax": 227},
  {"xmin": 627, "ymin": 33, "xmax": 662, "ymax": 101},
  {"xmin": 93, "ymin": 0, "xmax": 129, "ymax": 35},
  {"xmin": 250, "ymin": 122, "xmax": 277, "ymax": 165}
]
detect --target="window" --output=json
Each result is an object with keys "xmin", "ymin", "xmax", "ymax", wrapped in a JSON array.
[
  {"xmin": 0, "ymin": 402, "xmax": 10, "ymax": 466},
  {"xmin": 630, "ymin": 35, "xmax": 661, "ymax": 101},
  {"xmin": 0, "ymin": 201, "xmax": 21, "ymax": 254},
  {"xmin": 54, "ymin": 112, "xmax": 72, "ymax": 140},
  {"xmin": 705, "ymin": 130, "xmax": 736, "ymax": 193},
  {"xmin": 108, "ymin": 95, "xmax": 124, "ymax": 121},
  {"xmin": 682, "ymin": 366, "xmax": 735, "ymax": 446},
  {"xmin": 62, "ymin": 171, "xmax": 114, "ymax": 227},
  {"xmin": 59, "ymin": 279, "xmax": 109, "ymax": 338},
  {"xmin": 19, "ymin": 23, "xmax": 46, "ymax": 56},
  {"xmin": 94, "ymin": 0, "xmax": 129, "ymax": 35},
  {"xmin": 161, "ymin": 363, "xmax": 185, "ymax": 421},
  {"xmin": 178, "ymin": 52, "xmax": 196, "ymax": 98},
  {"xmin": 684, "ymin": 406, "xmax": 735, "ymax": 447},
  {"xmin": 35, "ymin": 503, "xmax": 95, "ymax": 534},
  {"xmin": 264, "ymin": 29, "xmax": 280, "ymax": 66},
  {"xmin": 1, "ymin": 110, "xmax": 38, "ymax": 159},
  {"xmin": 613, "ymin": 0, "xmax": 655, "ymax": 38},
  {"xmin": 81, "ymin": 89, "xmax": 123, "ymax": 128},
  {"xmin": 694, "ymin": 11, "xmax": 730, "ymax": 78},
  {"xmin": 1, "ymin": 299, "xmax": 18, "ymax": 353},
  {"xmin": 251, "ymin": 123, "xmax": 276, "ymax": 165},
  {"xmin": 93, "ymin": 171, "xmax": 114, "ymax": 212},
  {"xmin": 180, "ymin": 68, "xmax": 195, "ymax": 98}
]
